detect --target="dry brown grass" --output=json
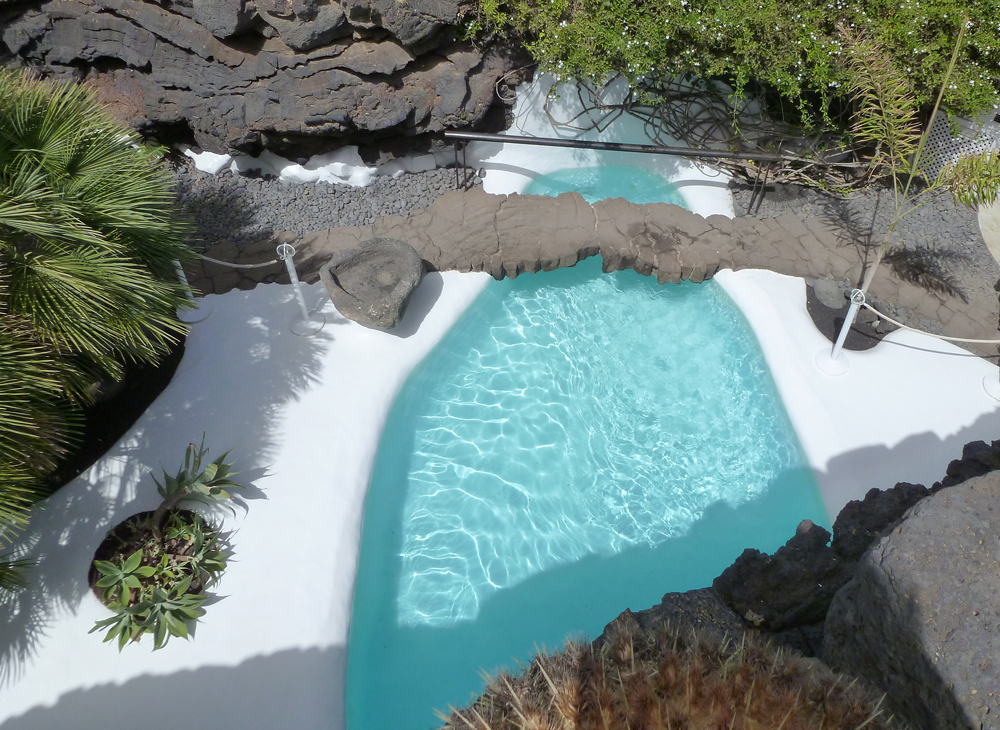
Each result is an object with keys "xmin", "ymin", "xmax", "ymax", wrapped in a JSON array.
[{"xmin": 439, "ymin": 612, "xmax": 900, "ymax": 730}]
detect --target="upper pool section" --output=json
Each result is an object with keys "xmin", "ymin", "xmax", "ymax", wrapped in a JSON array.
[
  {"xmin": 466, "ymin": 74, "xmax": 735, "ymax": 218},
  {"xmin": 524, "ymin": 165, "xmax": 688, "ymax": 207}
]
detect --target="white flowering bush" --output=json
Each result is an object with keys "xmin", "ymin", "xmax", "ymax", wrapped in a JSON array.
[{"xmin": 470, "ymin": 0, "xmax": 1000, "ymax": 131}]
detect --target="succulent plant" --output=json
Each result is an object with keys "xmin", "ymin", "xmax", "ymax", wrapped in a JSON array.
[
  {"xmin": 92, "ymin": 549, "xmax": 156, "ymax": 607},
  {"xmin": 151, "ymin": 437, "xmax": 242, "ymax": 539},
  {"xmin": 89, "ymin": 439, "xmax": 241, "ymax": 651},
  {"xmin": 90, "ymin": 575, "xmax": 207, "ymax": 651}
]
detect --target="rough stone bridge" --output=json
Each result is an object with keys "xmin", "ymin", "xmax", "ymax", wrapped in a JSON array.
[{"xmin": 187, "ymin": 188, "xmax": 999, "ymax": 356}]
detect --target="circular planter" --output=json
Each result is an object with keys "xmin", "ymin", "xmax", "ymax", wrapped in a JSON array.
[{"xmin": 88, "ymin": 509, "xmax": 219, "ymax": 607}]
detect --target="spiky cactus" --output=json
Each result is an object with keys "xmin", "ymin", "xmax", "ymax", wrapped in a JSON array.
[{"xmin": 440, "ymin": 611, "xmax": 899, "ymax": 730}]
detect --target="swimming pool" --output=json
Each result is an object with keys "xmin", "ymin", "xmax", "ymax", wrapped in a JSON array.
[{"xmin": 346, "ymin": 169, "xmax": 825, "ymax": 730}]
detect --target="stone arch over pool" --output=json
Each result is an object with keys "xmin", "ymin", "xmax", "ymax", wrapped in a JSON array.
[{"xmin": 189, "ymin": 187, "xmax": 995, "ymax": 351}]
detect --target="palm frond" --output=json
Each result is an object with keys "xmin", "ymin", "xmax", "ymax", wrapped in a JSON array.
[
  {"xmin": 0, "ymin": 554, "xmax": 33, "ymax": 592},
  {"xmin": 837, "ymin": 24, "xmax": 921, "ymax": 171}
]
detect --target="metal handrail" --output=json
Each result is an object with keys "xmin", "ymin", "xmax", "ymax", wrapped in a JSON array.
[{"xmin": 442, "ymin": 130, "xmax": 841, "ymax": 165}]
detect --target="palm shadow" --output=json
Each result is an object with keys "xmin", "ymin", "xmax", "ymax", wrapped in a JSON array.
[
  {"xmin": 0, "ymin": 284, "xmax": 334, "ymax": 685},
  {"xmin": 815, "ymin": 183, "xmax": 972, "ymax": 301}
]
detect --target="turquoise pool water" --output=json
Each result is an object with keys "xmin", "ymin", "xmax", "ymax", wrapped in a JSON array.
[
  {"xmin": 522, "ymin": 165, "xmax": 689, "ymax": 206},
  {"xmin": 346, "ymin": 168, "xmax": 825, "ymax": 730}
]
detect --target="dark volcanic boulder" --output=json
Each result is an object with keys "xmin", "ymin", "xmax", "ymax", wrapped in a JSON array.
[
  {"xmin": 258, "ymin": 1, "xmax": 351, "ymax": 51},
  {"xmin": 341, "ymin": 0, "xmax": 459, "ymax": 47},
  {"xmin": 319, "ymin": 238, "xmax": 425, "ymax": 330},
  {"xmin": 190, "ymin": 0, "xmax": 257, "ymax": 38},
  {"xmin": 831, "ymin": 481, "xmax": 930, "ymax": 561},
  {"xmin": 594, "ymin": 588, "xmax": 749, "ymax": 650},
  {"xmin": 937, "ymin": 439, "xmax": 1000, "ymax": 488},
  {"xmin": 823, "ymin": 471, "xmax": 1000, "ymax": 730},
  {"xmin": 713, "ymin": 520, "xmax": 852, "ymax": 633},
  {"xmin": 0, "ymin": 0, "xmax": 524, "ymax": 155},
  {"xmin": 711, "ymin": 482, "xmax": 941, "ymax": 649}
]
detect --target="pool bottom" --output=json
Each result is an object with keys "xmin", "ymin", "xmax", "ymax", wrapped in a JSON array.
[
  {"xmin": 346, "ymin": 260, "xmax": 826, "ymax": 730},
  {"xmin": 348, "ymin": 461, "xmax": 821, "ymax": 730}
]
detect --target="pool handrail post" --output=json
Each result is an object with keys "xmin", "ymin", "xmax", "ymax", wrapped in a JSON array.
[
  {"xmin": 276, "ymin": 243, "xmax": 325, "ymax": 336},
  {"xmin": 816, "ymin": 288, "xmax": 864, "ymax": 376},
  {"xmin": 173, "ymin": 258, "xmax": 213, "ymax": 323}
]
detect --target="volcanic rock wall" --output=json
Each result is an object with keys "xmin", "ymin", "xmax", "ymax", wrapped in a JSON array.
[{"xmin": 0, "ymin": 0, "xmax": 524, "ymax": 156}]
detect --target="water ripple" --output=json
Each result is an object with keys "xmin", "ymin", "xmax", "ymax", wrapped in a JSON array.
[{"xmin": 394, "ymin": 258, "xmax": 804, "ymax": 628}]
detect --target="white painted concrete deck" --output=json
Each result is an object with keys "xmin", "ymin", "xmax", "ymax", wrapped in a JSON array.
[
  {"xmin": 717, "ymin": 269, "xmax": 1000, "ymax": 520},
  {"xmin": 0, "ymin": 275, "xmax": 488, "ymax": 730}
]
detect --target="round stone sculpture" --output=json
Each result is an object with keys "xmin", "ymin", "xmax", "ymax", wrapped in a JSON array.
[{"xmin": 319, "ymin": 238, "xmax": 426, "ymax": 330}]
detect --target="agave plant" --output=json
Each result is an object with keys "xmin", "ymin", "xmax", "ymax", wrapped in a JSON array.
[
  {"xmin": 89, "ymin": 440, "xmax": 241, "ymax": 650},
  {"xmin": 150, "ymin": 437, "xmax": 242, "ymax": 539},
  {"xmin": 159, "ymin": 511, "xmax": 232, "ymax": 586},
  {"xmin": 90, "ymin": 575, "xmax": 207, "ymax": 652},
  {"xmin": 92, "ymin": 549, "xmax": 156, "ymax": 607}
]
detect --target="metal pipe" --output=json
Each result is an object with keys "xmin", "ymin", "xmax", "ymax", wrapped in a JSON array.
[
  {"xmin": 830, "ymin": 289, "xmax": 866, "ymax": 361},
  {"xmin": 173, "ymin": 258, "xmax": 212, "ymax": 323},
  {"xmin": 276, "ymin": 243, "xmax": 311, "ymax": 323},
  {"xmin": 443, "ymin": 130, "xmax": 795, "ymax": 163},
  {"xmin": 173, "ymin": 260, "xmax": 196, "ymax": 303}
]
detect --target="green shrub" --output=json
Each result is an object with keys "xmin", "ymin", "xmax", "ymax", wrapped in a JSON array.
[
  {"xmin": 475, "ymin": 0, "xmax": 999, "ymax": 129},
  {"xmin": 440, "ymin": 611, "xmax": 898, "ymax": 730}
]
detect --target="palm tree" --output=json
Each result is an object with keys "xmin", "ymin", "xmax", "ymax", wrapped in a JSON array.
[
  {"xmin": 825, "ymin": 21, "xmax": 1000, "ymax": 366},
  {"xmin": 0, "ymin": 68, "xmax": 195, "ymax": 587},
  {"xmin": 0, "ymin": 67, "xmax": 194, "ymax": 385}
]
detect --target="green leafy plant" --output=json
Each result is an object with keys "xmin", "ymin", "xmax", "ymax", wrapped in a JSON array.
[
  {"xmin": 475, "ymin": 0, "xmax": 999, "ymax": 127},
  {"xmin": 948, "ymin": 149, "xmax": 1000, "ymax": 209},
  {"xmin": 160, "ymin": 511, "xmax": 231, "ymax": 585},
  {"xmin": 151, "ymin": 437, "xmax": 242, "ymax": 539},
  {"xmin": 91, "ymin": 576, "xmax": 207, "ymax": 651},
  {"xmin": 92, "ymin": 549, "xmax": 156, "ymax": 606},
  {"xmin": 843, "ymin": 22, "xmax": 1000, "ymax": 290},
  {"xmin": 89, "ymin": 440, "xmax": 241, "ymax": 651},
  {"xmin": 817, "ymin": 18, "xmax": 1000, "ymax": 358}
]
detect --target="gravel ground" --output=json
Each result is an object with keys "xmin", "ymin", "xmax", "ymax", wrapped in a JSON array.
[
  {"xmin": 170, "ymin": 155, "xmax": 481, "ymax": 251},
  {"xmin": 732, "ymin": 181, "xmax": 999, "ymax": 336}
]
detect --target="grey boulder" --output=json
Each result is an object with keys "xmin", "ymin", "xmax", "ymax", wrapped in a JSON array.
[
  {"xmin": 341, "ymin": 0, "xmax": 459, "ymax": 46},
  {"xmin": 823, "ymin": 471, "xmax": 1000, "ymax": 730},
  {"xmin": 190, "ymin": 0, "xmax": 256, "ymax": 38},
  {"xmin": 320, "ymin": 238, "xmax": 425, "ymax": 330},
  {"xmin": 258, "ymin": 2, "xmax": 351, "ymax": 51},
  {"xmin": 812, "ymin": 277, "xmax": 847, "ymax": 309}
]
